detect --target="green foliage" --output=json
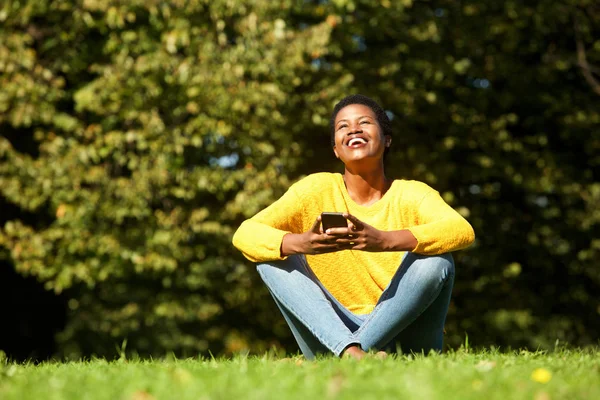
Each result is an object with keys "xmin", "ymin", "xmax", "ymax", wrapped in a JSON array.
[
  {"xmin": 0, "ymin": 0, "xmax": 339, "ymax": 357},
  {"xmin": 1, "ymin": 0, "xmax": 599, "ymax": 358},
  {"xmin": 1, "ymin": 349, "xmax": 600, "ymax": 400}
]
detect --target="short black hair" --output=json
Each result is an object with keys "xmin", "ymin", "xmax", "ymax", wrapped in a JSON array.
[{"xmin": 329, "ymin": 94, "xmax": 392, "ymax": 147}]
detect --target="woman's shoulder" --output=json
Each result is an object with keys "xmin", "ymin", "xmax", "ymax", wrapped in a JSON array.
[
  {"xmin": 391, "ymin": 179, "xmax": 438, "ymax": 198},
  {"xmin": 290, "ymin": 172, "xmax": 341, "ymax": 192}
]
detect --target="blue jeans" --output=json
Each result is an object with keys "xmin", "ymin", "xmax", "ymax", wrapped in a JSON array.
[{"xmin": 256, "ymin": 252, "xmax": 455, "ymax": 359}]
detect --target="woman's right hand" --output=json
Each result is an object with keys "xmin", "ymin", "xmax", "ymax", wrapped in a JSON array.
[{"xmin": 280, "ymin": 216, "xmax": 353, "ymax": 256}]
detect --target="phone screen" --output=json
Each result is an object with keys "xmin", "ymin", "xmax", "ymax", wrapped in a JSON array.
[{"xmin": 321, "ymin": 212, "xmax": 348, "ymax": 231}]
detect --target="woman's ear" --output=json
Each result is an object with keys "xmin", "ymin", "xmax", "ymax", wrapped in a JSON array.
[
  {"xmin": 333, "ymin": 146, "xmax": 340, "ymax": 159},
  {"xmin": 385, "ymin": 136, "xmax": 392, "ymax": 147}
]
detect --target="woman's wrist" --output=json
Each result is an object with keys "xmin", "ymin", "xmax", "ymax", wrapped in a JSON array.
[
  {"xmin": 382, "ymin": 230, "xmax": 418, "ymax": 252},
  {"xmin": 281, "ymin": 233, "xmax": 304, "ymax": 256}
]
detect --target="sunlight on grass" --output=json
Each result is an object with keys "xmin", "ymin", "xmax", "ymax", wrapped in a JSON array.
[{"xmin": 0, "ymin": 348, "xmax": 598, "ymax": 400}]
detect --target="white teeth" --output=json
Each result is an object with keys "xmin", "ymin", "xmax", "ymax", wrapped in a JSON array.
[{"xmin": 348, "ymin": 138, "xmax": 367, "ymax": 146}]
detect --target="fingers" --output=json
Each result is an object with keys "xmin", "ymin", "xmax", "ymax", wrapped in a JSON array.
[
  {"xmin": 323, "ymin": 227, "xmax": 351, "ymax": 236},
  {"xmin": 311, "ymin": 213, "xmax": 365, "ymax": 253},
  {"xmin": 313, "ymin": 242, "xmax": 354, "ymax": 254},
  {"xmin": 310, "ymin": 216, "xmax": 322, "ymax": 234},
  {"xmin": 334, "ymin": 236, "xmax": 361, "ymax": 247},
  {"xmin": 343, "ymin": 213, "xmax": 363, "ymax": 231},
  {"xmin": 312, "ymin": 231, "xmax": 356, "ymax": 253}
]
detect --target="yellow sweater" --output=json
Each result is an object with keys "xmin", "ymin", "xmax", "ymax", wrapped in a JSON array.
[{"xmin": 232, "ymin": 172, "xmax": 475, "ymax": 314}]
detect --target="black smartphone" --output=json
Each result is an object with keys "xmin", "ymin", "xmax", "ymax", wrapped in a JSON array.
[{"xmin": 321, "ymin": 212, "xmax": 348, "ymax": 231}]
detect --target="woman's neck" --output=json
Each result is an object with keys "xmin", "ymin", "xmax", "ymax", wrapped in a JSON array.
[{"xmin": 343, "ymin": 166, "xmax": 391, "ymax": 206}]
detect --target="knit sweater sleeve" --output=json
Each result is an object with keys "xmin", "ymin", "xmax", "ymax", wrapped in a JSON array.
[
  {"xmin": 406, "ymin": 187, "xmax": 475, "ymax": 255},
  {"xmin": 232, "ymin": 183, "xmax": 307, "ymax": 262}
]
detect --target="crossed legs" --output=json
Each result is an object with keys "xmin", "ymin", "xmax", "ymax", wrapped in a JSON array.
[{"xmin": 256, "ymin": 252, "xmax": 455, "ymax": 359}]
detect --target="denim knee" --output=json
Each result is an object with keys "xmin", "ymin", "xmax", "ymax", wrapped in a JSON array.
[
  {"xmin": 406, "ymin": 253, "xmax": 455, "ymax": 286},
  {"xmin": 256, "ymin": 255, "xmax": 302, "ymax": 276},
  {"xmin": 428, "ymin": 253, "xmax": 454, "ymax": 280}
]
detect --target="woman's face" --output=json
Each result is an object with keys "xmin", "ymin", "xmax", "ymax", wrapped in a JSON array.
[{"xmin": 332, "ymin": 104, "xmax": 390, "ymax": 165}]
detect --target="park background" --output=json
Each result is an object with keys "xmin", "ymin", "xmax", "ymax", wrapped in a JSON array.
[{"xmin": 0, "ymin": 0, "xmax": 598, "ymax": 361}]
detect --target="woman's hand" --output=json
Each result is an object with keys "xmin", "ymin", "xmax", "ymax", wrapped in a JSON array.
[
  {"xmin": 280, "ymin": 216, "xmax": 354, "ymax": 256},
  {"xmin": 327, "ymin": 214, "xmax": 418, "ymax": 252},
  {"xmin": 327, "ymin": 213, "xmax": 388, "ymax": 252},
  {"xmin": 281, "ymin": 214, "xmax": 418, "ymax": 256}
]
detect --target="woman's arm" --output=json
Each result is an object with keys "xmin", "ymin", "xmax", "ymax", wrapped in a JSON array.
[
  {"xmin": 321, "ymin": 188, "xmax": 474, "ymax": 255},
  {"xmin": 232, "ymin": 185, "xmax": 305, "ymax": 262},
  {"xmin": 232, "ymin": 179, "xmax": 354, "ymax": 261},
  {"xmin": 406, "ymin": 190, "xmax": 475, "ymax": 254}
]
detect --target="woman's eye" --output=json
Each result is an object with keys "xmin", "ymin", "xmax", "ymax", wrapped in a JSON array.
[
  {"xmin": 338, "ymin": 125, "xmax": 348, "ymax": 130},
  {"xmin": 360, "ymin": 120, "xmax": 369, "ymax": 124}
]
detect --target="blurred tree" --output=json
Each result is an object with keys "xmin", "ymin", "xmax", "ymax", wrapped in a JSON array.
[
  {"xmin": 0, "ymin": 0, "xmax": 598, "ymax": 358},
  {"xmin": 0, "ymin": 0, "xmax": 348, "ymax": 358}
]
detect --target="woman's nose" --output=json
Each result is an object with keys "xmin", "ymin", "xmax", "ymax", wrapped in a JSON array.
[{"xmin": 348, "ymin": 122, "xmax": 362, "ymax": 134}]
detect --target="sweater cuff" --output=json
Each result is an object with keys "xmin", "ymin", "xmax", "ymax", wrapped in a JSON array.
[
  {"xmin": 261, "ymin": 228, "xmax": 292, "ymax": 261},
  {"xmin": 406, "ymin": 226, "xmax": 429, "ymax": 254}
]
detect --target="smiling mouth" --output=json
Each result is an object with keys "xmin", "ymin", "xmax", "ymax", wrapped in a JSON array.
[{"xmin": 347, "ymin": 137, "xmax": 367, "ymax": 147}]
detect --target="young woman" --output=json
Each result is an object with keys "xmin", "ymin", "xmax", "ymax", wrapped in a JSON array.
[{"xmin": 233, "ymin": 94, "xmax": 475, "ymax": 360}]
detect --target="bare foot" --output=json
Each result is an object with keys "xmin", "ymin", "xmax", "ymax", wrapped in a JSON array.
[
  {"xmin": 375, "ymin": 351, "xmax": 388, "ymax": 360},
  {"xmin": 341, "ymin": 345, "xmax": 368, "ymax": 360}
]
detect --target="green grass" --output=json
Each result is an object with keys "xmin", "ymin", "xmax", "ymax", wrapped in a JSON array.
[{"xmin": 1, "ymin": 348, "xmax": 599, "ymax": 400}]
